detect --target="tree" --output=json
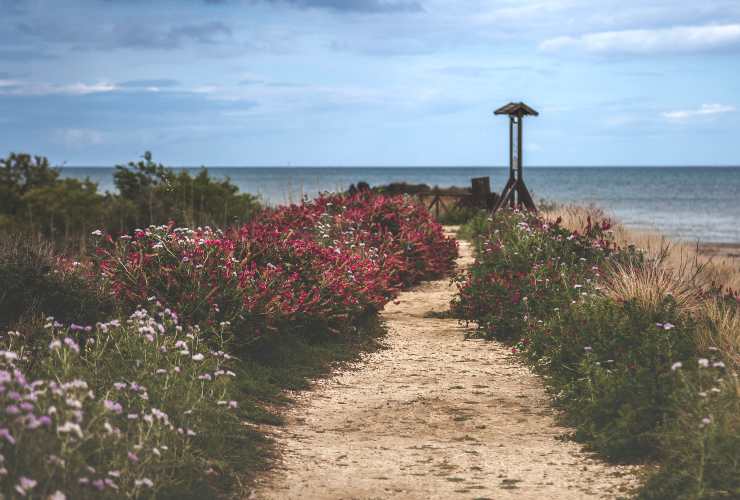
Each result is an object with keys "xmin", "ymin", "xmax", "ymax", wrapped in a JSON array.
[
  {"xmin": 113, "ymin": 151, "xmax": 173, "ymax": 226},
  {"xmin": 0, "ymin": 153, "xmax": 59, "ymax": 216}
]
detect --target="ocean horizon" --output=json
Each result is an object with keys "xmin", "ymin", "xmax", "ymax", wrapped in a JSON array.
[{"xmin": 60, "ymin": 166, "xmax": 740, "ymax": 244}]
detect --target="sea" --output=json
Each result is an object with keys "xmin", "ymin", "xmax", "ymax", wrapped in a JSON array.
[{"xmin": 60, "ymin": 166, "xmax": 740, "ymax": 244}]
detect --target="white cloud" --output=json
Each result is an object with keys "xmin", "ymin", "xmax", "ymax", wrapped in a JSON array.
[
  {"xmin": 0, "ymin": 81, "xmax": 118, "ymax": 96},
  {"xmin": 539, "ymin": 24, "xmax": 740, "ymax": 55},
  {"xmin": 662, "ymin": 103, "xmax": 736, "ymax": 121},
  {"xmin": 59, "ymin": 82, "xmax": 118, "ymax": 95},
  {"xmin": 471, "ymin": 0, "xmax": 577, "ymax": 25},
  {"xmin": 54, "ymin": 128, "xmax": 105, "ymax": 147}
]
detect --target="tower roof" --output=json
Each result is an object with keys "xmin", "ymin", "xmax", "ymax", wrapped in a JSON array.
[{"xmin": 494, "ymin": 102, "xmax": 539, "ymax": 117}]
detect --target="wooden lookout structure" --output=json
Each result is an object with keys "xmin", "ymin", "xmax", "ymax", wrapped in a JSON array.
[{"xmin": 492, "ymin": 102, "xmax": 538, "ymax": 213}]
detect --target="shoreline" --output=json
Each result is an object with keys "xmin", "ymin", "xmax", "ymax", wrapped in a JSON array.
[{"xmin": 698, "ymin": 242, "xmax": 740, "ymax": 259}]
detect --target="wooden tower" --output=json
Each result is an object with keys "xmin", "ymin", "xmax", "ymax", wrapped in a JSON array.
[{"xmin": 492, "ymin": 102, "xmax": 538, "ymax": 213}]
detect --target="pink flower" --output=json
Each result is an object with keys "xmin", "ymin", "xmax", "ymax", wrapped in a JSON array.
[
  {"xmin": 103, "ymin": 400, "xmax": 123, "ymax": 414},
  {"xmin": 0, "ymin": 428, "xmax": 16, "ymax": 445},
  {"xmin": 63, "ymin": 337, "xmax": 80, "ymax": 353},
  {"xmin": 15, "ymin": 476, "xmax": 37, "ymax": 496}
]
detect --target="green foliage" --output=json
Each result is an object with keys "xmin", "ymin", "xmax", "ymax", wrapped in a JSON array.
[
  {"xmin": 454, "ymin": 209, "xmax": 740, "ymax": 498},
  {"xmin": 639, "ymin": 371, "xmax": 739, "ymax": 500},
  {"xmin": 0, "ymin": 237, "xmax": 111, "ymax": 330},
  {"xmin": 540, "ymin": 298, "xmax": 697, "ymax": 459},
  {"xmin": 455, "ymin": 211, "xmax": 491, "ymax": 241},
  {"xmin": 0, "ymin": 151, "xmax": 262, "ymax": 250},
  {"xmin": 0, "ymin": 153, "xmax": 59, "ymax": 213},
  {"xmin": 112, "ymin": 152, "xmax": 261, "ymax": 230},
  {"xmin": 2, "ymin": 309, "xmax": 253, "ymax": 498},
  {"xmin": 0, "ymin": 154, "xmax": 101, "ymax": 244},
  {"xmin": 434, "ymin": 206, "xmax": 481, "ymax": 225}
]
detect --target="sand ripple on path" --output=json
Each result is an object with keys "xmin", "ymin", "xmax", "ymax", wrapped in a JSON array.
[{"xmin": 250, "ymin": 233, "xmax": 640, "ymax": 500}]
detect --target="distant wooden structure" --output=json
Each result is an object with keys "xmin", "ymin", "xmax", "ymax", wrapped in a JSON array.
[
  {"xmin": 423, "ymin": 177, "xmax": 497, "ymax": 218},
  {"xmin": 492, "ymin": 102, "xmax": 538, "ymax": 213}
]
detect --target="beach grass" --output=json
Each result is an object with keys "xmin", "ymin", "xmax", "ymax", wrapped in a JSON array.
[{"xmin": 542, "ymin": 204, "xmax": 740, "ymax": 291}]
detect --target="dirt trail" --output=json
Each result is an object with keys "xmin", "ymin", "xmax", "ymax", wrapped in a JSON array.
[{"xmin": 250, "ymin": 231, "xmax": 639, "ymax": 500}]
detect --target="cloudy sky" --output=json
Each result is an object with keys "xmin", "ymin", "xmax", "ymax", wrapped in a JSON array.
[{"xmin": 1, "ymin": 0, "xmax": 739, "ymax": 166}]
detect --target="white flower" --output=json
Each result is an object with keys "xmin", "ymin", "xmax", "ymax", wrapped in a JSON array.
[
  {"xmin": 57, "ymin": 422, "xmax": 83, "ymax": 438},
  {"xmin": 134, "ymin": 478, "xmax": 154, "ymax": 488},
  {"xmin": 48, "ymin": 490, "xmax": 66, "ymax": 500},
  {"xmin": 671, "ymin": 361, "xmax": 682, "ymax": 371},
  {"xmin": 0, "ymin": 351, "xmax": 18, "ymax": 361},
  {"xmin": 191, "ymin": 353, "xmax": 205, "ymax": 361},
  {"xmin": 91, "ymin": 230, "xmax": 103, "ymax": 236},
  {"xmin": 698, "ymin": 358, "xmax": 710, "ymax": 368}
]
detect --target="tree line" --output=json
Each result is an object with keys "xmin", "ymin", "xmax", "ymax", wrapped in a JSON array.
[{"xmin": 0, "ymin": 152, "xmax": 262, "ymax": 251}]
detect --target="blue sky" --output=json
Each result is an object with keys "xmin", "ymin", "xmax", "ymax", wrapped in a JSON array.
[{"xmin": 1, "ymin": 0, "xmax": 739, "ymax": 166}]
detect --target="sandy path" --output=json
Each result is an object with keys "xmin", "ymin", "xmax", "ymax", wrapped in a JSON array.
[{"xmin": 250, "ymin": 233, "xmax": 639, "ymax": 500}]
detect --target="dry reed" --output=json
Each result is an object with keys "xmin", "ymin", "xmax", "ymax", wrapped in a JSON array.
[
  {"xmin": 543, "ymin": 204, "xmax": 740, "ymax": 291},
  {"xmin": 700, "ymin": 299, "xmax": 740, "ymax": 372},
  {"xmin": 600, "ymin": 245, "xmax": 707, "ymax": 313},
  {"xmin": 542, "ymin": 204, "xmax": 740, "ymax": 370}
]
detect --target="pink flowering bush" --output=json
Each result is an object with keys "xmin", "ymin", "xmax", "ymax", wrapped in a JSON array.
[
  {"xmin": 1, "ymin": 307, "xmax": 244, "ymax": 498},
  {"xmin": 92, "ymin": 192, "xmax": 457, "ymax": 337},
  {"xmin": 1, "ymin": 191, "xmax": 457, "ymax": 497},
  {"xmin": 452, "ymin": 210, "xmax": 617, "ymax": 340}
]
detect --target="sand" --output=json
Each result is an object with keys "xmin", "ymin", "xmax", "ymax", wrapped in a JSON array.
[
  {"xmin": 249, "ymin": 232, "xmax": 641, "ymax": 500},
  {"xmin": 698, "ymin": 242, "xmax": 740, "ymax": 259}
]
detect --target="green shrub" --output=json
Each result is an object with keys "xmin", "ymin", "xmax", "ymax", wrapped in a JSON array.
[
  {"xmin": 112, "ymin": 152, "xmax": 261, "ymax": 230},
  {"xmin": 640, "ymin": 365, "xmax": 739, "ymax": 499},
  {"xmin": 1, "ymin": 307, "xmax": 250, "ymax": 499},
  {"xmin": 539, "ymin": 297, "xmax": 697, "ymax": 459},
  {"xmin": 434, "ymin": 206, "xmax": 481, "ymax": 225},
  {"xmin": 0, "ymin": 151, "xmax": 262, "ymax": 250},
  {"xmin": 454, "ymin": 208, "xmax": 740, "ymax": 498},
  {"xmin": 0, "ymin": 237, "xmax": 111, "ymax": 330}
]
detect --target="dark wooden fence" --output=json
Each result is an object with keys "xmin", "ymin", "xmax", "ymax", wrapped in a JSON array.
[{"xmin": 422, "ymin": 177, "xmax": 498, "ymax": 218}]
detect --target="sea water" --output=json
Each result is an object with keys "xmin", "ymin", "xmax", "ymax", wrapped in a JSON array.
[{"xmin": 60, "ymin": 166, "xmax": 740, "ymax": 244}]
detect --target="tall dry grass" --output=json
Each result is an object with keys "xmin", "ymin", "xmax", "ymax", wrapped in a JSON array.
[
  {"xmin": 543, "ymin": 204, "xmax": 740, "ymax": 291},
  {"xmin": 700, "ymin": 299, "xmax": 740, "ymax": 372},
  {"xmin": 542, "ymin": 204, "xmax": 740, "ymax": 371},
  {"xmin": 600, "ymin": 245, "xmax": 707, "ymax": 313}
]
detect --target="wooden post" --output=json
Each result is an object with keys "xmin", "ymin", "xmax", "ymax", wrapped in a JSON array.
[
  {"xmin": 471, "ymin": 177, "xmax": 491, "ymax": 208},
  {"xmin": 492, "ymin": 102, "xmax": 539, "ymax": 214}
]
